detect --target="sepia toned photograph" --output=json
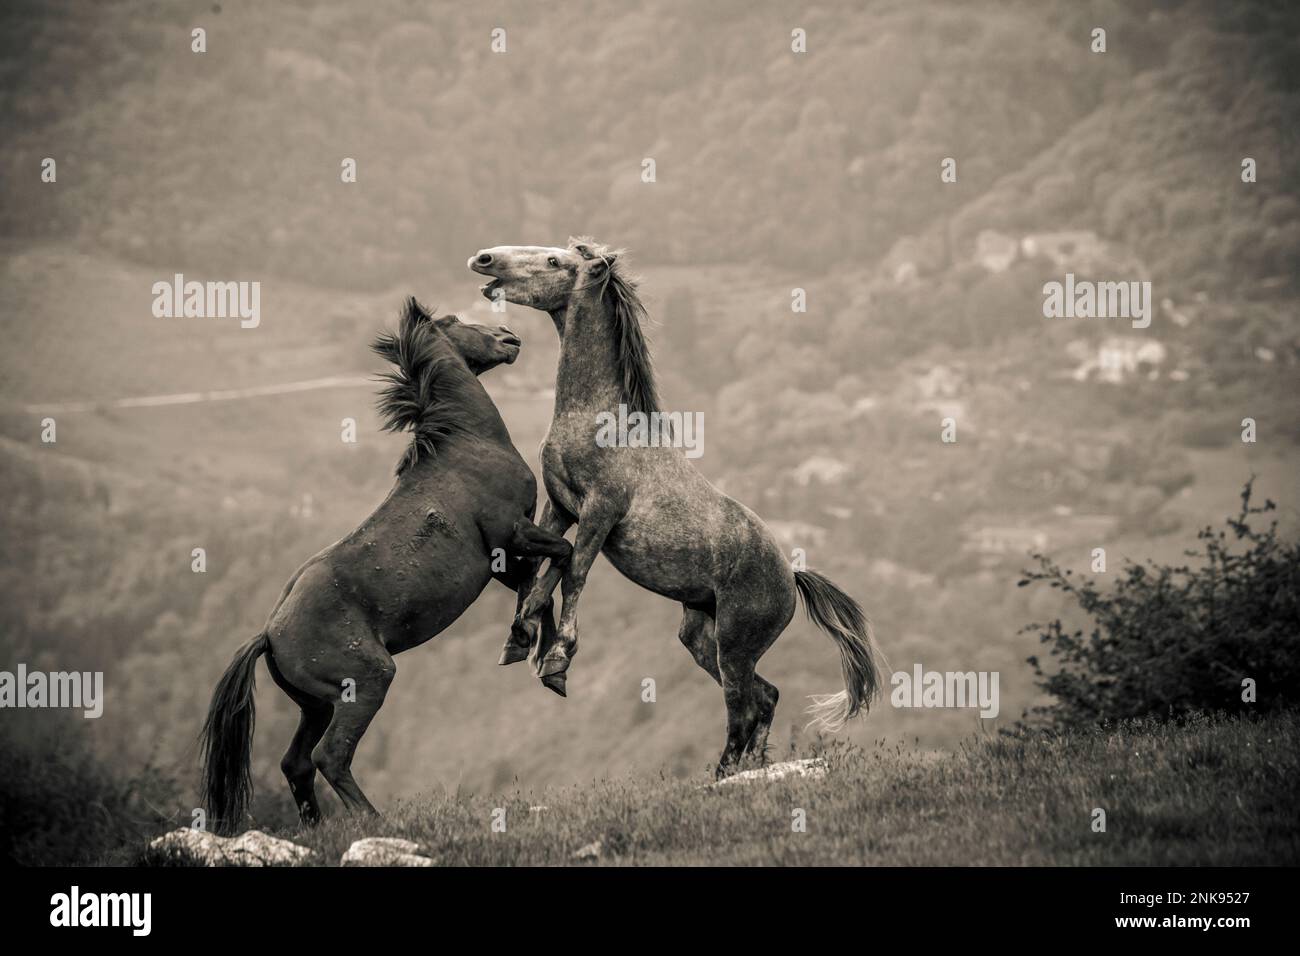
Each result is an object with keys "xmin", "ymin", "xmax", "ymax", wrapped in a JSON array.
[{"xmin": 1, "ymin": 0, "xmax": 1297, "ymax": 938}]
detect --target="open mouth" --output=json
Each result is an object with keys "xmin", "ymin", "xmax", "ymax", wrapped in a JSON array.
[
  {"xmin": 500, "ymin": 333, "xmax": 522, "ymax": 348},
  {"xmin": 480, "ymin": 278, "xmax": 503, "ymax": 299}
]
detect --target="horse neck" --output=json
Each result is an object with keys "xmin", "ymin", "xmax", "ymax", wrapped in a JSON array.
[
  {"xmin": 424, "ymin": 339, "xmax": 514, "ymax": 450},
  {"xmin": 551, "ymin": 296, "xmax": 625, "ymax": 413}
]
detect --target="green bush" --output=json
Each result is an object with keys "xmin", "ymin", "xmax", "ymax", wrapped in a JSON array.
[{"xmin": 1018, "ymin": 481, "xmax": 1300, "ymax": 728}]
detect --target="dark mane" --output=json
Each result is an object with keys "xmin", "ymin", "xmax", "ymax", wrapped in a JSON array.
[
  {"xmin": 371, "ymin": 297, "xmax": 477, "ymax": 474},
  {"xmin": 578, "ymin": 238, "xmax": 660, "ymax": 415}
]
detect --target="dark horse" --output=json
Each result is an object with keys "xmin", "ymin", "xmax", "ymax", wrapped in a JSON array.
[
  {"xmin": 200, "ymin": 299, "xmax": 570, "ymax": 833},
  {"xmin": 469, "ymin": 239, "xmax": 884, "ymax": 775}
]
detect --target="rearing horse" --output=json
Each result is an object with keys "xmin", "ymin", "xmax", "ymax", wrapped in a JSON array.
[
  {"xmin": 200, "ymin": 299, "xmax": 570, "ymax": 833},
  {"xmin": 469, "ymin": 239, "xmax": 883, "ymax": 774}
]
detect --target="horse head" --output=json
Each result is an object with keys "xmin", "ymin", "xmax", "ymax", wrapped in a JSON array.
[
  {"xmin": 469, "ymin": 238, "xmax": 659, "ymax": 419},
  {"xmin": 371, "ymin": 298, "xmax": 523, "ymax": 473},
  {"xmin": 380, "ymin": 297, "xmax": 521, "ymax": 376},
  {"xmin": 468, "ymin": 237, "xmax": 619, "ymax": 316}
]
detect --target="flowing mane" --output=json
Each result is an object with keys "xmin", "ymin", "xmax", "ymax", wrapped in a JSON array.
[
  {"xmin": 579, "ymin": 238, "xmax": 660, "ymax": 415},
  {"xmin": 371, "ymin": 297, "xmax": 478, "ymax": 474}
]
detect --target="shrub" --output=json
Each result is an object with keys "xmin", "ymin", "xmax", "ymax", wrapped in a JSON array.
[
  {"xmin": 1017, "ymin": 480, "xmax": 1300, "ymax": 728},
  {"xmin": 0, "ymin": 716, "xmax": 181, "ymax": 865}
]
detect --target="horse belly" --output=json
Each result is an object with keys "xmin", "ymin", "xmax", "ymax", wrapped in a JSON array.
[
  {"xmin": 602, "ymin": 522, "xmax": 715, "ymax": 605},
  {"xmin": 381, "ymin": 558, "xmax": 493, "ymax": 654}
]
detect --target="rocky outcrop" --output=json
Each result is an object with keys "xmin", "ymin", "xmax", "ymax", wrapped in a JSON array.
[
  {"xmin": 340, "ymin": 837, "xmax": 436, "ymax": 867},
  {"xmin": 148, "ymin": 828, "xmax": 312, "ymax": 866}
]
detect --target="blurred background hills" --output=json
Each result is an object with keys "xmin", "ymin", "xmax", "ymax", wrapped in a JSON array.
[{"xmin": 0, "ymin": 0, "xmax": 1296, "ymax": 818}]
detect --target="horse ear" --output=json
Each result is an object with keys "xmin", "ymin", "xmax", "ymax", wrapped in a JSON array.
[
  {"xmin": 404, "ymin": 296, "xmax": 435, "ymax": 324},
  {"xmin": 588, "ymin": 258, "xmax": 607, "ymax": 277}
]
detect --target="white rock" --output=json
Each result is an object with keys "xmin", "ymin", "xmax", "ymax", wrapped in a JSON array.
[
  {"xmin": 340, "ymin": 837, "xmax": 436, "ymax": 867},
  {"xmin": 149, "ymin": 828, "xmax": 312, "ymax": 866},
  {"xmin": 149, "ymin": 828, "xmax": 225, "ymax": 864},
  {"xmin": 227, "ymin": 830, "xmax": 314, "ymax": 865},
  {"xmin": 708, "ymin": 757, "xmax": 828, "ymax": 788}
]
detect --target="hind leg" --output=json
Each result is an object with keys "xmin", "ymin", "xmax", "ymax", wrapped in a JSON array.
[
  {"xmin": 713, "ymin": 592, "xmax": 792, "ymax": 777},
  {"xmin": 311, "ymin": 643, "xmax": 395, "ymax": 816},
  {"xmin": 265, "ymin": 653, "xmax": 330, "ymax": 825},
  {"xmin": 716, "ymin": 657, "xmax": 758, "ymax": 777},
  {"xmin": 281, "ymin": 704, "xmax": 330, "ymax": 825},
  {"xmin": 680, "ymin": 606, "xmax": 779, "ymax": 768},
  {"xmin": 744, "ymin": 677, "xmax": 780, "ymax": 761},
  {"xmin": 678, "ymin": 605, "xmax": 721, "ymax": 683}
]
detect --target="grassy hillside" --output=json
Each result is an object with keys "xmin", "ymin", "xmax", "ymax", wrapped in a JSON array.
[{"xmin": 130, "ymin": 712, "xmax": 1300, "ymax": 866}]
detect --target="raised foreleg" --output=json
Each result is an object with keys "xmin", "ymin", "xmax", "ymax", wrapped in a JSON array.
[
  {"xmin": 535, "ymin": 502, "xmax": 623, "ymax": 695},
  {"xmin": 509, "ymin": 499, "xmax": 575, "ymax": 667},
  {"xmin": 494, "ymin": 515, "xmax": 571, "ymax": 666}
]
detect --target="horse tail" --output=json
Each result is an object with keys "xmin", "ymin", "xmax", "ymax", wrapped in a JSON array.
[
  {"xmin": 794, "ymin": 569, "xmax": 885, "ymax": 732},
  {"xmin": 200, "ymin": 631, "xmax": 269, "ymax": 835}
]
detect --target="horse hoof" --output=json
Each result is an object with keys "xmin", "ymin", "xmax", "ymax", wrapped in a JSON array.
[
  {"xmin": 537, "ymin": 654, "xmax": 569, "ymax": 679},
  {"xmin": 498, "ymin": 642, "xmax": 530, "ymax": 666},
  {"xmin": 541, "ymin": 672, "xmax": 567, "ymax": 697}
]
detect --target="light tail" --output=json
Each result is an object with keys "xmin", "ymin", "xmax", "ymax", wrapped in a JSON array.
[{"xmin": 794, "ymin": 569, "xmax": 885, "ymax": 732}]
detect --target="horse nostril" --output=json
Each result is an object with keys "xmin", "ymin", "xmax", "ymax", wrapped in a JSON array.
[{"xmin": 476, "ymin": 253, "xmax": 493, "ymax": 266}]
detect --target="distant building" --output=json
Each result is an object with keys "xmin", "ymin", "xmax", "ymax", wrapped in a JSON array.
[
  {"xmin": 791, "ymin": 456, "xmax": 850, "ymax": 486},
  {"xmin": 1021, "ymin": 230, "xmax": 1105, "ymax": 271},
  {"xmin": 975, "ymin": 229, "xmax": 1018, "ymax": 273},
  {"xmin": 962, "ymin": 518, "xmax": 1049, "ymax": 556},
  {"xmin": 1069, "ymin": 336, "xmax": 1168, "ymax": 384},
  {"xmin": 850, "ymin": 395, "xmax": 880, "ymax": 417},
  {"xmin": 911, "ymin": 363, "xmax": 964, "ymax": 400},
  {"xmin": 1021, "ymin": 229, "xmax": 1150, "ymax": 282}
]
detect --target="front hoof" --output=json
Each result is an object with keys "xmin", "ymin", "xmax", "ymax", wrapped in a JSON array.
[
  {"xmin": 540, "ymin": 672, "xmax": 567, "ymax": 697},
  {"xmin": 498, "ymin": 641, "xmax": 530, "ymax": 666},
  {"xmin": 537, "ymin": 653, "xmax": 569, "ymax": 678}
]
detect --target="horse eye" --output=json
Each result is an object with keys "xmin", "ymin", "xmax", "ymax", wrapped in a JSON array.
[{"xmin": 548, "ymin": 256, "xmax": 559, "ymax": 268}]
